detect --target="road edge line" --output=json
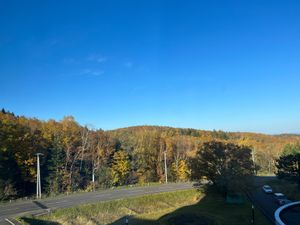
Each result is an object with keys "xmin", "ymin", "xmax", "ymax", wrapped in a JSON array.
[{"xmin": 5, "ymin": 218, "xmax": 15, "ymax": 225}]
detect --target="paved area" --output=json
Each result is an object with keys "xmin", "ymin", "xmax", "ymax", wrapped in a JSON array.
[
  {"xmin": 250, "ymin": 185, "xmax": 280, "ymax": 223},
  {"xmin": 281, "ymin": 205, "xmax": 300, "ymax": 225},
  {"xmin": 250, "ymin": 176, "xmax": 300, "ymax": 225},
  {"xmin": 1, "ymin": 177, "xmax": 299, "ymax": 225},
  {"xmin": 0, "ymin": 183, "xmax": 193, "ymax": 224}
]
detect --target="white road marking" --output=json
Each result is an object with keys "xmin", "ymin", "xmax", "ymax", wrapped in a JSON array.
[
  {"xmin": 46, "ymin": 200, "xmax": 68, "ymax": 205},
  {"xmin": 5, "ymin": 218, "xmax": 15, "ymax": 225},
  {"xmin": 128, "ymin": 190, "xmax": 144, "ymax": 193},
  {"xmin": 95, "ymin": 193, "xmax": 113, "ymax": 197}
]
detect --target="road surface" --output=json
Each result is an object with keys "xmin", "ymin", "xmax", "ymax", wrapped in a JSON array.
[
  {"xmin": 0, "ymin": 183, "xmax": 193, "ymax": 224},
  {"xmin": 250, "ymin": 184, "xmax": 279, "ymax": 223},
  {"xmin": 250, "ymin": 176, "xmax": 299, "ymax": 225}
]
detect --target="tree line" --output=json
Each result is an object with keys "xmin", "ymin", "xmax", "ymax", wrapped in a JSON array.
[
  {"xmin": 1, "ymin": 109, "xmax": 300, "ymax": 200},
  {"xmin": 276, "ymin": 143, "xmax": 300, "ymax": 185},
  {"xmin": 0, "ymin": 110, "xmax": 191, "ymax": 200}
]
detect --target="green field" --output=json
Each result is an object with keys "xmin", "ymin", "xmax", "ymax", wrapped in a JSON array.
[{"xmin": 20, "ymin": 189, "xmax": 270, "ymax": 225}]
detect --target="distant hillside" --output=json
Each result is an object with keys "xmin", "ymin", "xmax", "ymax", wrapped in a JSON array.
[
  {"xmin": 1, "ymin": 109, "xmax": 299, "ymax": 200},
  {"xmin": 108, "ymin": 125, "xmax": 300, "ymax": 173}
]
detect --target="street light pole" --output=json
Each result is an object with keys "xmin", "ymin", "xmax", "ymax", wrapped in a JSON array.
[
  {"xmin": 164, "ymin": 151, "xmax": 168, "ymax": 183},
  {"xmin": 252, "ymin": 149, "xmax": 256, "ymax": 175},
  {"xmin": 92, "ymin": 167, "xmax": 95, "ymax": 192},
  {"xmin": 36, "ymin": 153, "xmax": 43, "ymax": 199},
  {"xmin": 251, "ymin": 204, "xmax": 255, "ymax": 224}
]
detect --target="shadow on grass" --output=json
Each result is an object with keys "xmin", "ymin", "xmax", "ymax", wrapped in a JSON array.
[
  {"xmin": 20, "ymin": 186, "xmax": 270, "ymax": 225},
  {"xmin": 109, "ymin": 210, "xmax": 215, "ymax": 225},
  {"xmin": 108, "ymin": 190, "xmax": 265, "ymax": 225},
  {"xmin": 21, "ymin": 217, "xmax": 61, "ymax": 225},
  {"xmin": 107, "ymin": 194, "xmax": 218, "ymax": 225}
]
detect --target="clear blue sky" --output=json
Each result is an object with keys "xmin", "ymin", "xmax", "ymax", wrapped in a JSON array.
[{"xmin": 1, "ymin": 0, "xmax": 300, "ymax": 134}]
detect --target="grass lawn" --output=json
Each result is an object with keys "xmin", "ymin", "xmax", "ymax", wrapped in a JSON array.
[{"xmin": 20, "ymin": 189, "xmax": 270, "ymax": 225}]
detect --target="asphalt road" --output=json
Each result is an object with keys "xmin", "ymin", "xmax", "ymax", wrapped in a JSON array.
[
  {"xmin": 250, "ymin": 176, "xmax": 299, "ymax": 225},
  {"xmin": 250, "ymin": 184, "xmax": 279, "ymax": 223},
  {"xmin": 2, "ymin": 178, "xmax": 299, "ymax": 225},
  {"xmin": 0, "ymin": 183, "xmax": 193, "ymax": 224}
]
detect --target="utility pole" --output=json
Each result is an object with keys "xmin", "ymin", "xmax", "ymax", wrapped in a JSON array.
[
  {"xmin": 251, "ymin": 204, "xmax": 255, "ymax": 224},
  {"xmin": 164, "ymin": 151, "xmax": 168, "ymax": 183},
  {"xmin": 92, "ymin": 166, "xmax": 95, "ymax": 192},
  {"xmin": 36, "ymin": 153, "xmax": 43, "ymax": 199},
  {"xmin": 252, "ymin": 149, "xmax": 256, "ymax": 175}
]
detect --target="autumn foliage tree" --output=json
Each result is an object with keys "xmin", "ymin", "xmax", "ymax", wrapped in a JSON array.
[
  {"xmin": 171, "ymin": 159, "xmax": 190, "ymax": 182},
  {"xmin": 1, "ymin": 109, "xmax": 300, "ymax": 200},
  {"xmin": 0, "ymin": 110, "xmax": 47, "ymax": 199},
  {"xmin": 276, "ymin": 143, "xmax": 300, "ymax": 185},
  {"xmin": 111, "ymin": 150, "xmax": 131, "ymax": 186},
  {"xmin": 191, "ymin": 141, "xmax": 254, "ymax": 195}
]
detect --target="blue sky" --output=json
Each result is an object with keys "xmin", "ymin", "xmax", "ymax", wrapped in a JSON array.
[{"xmin": 1, "ymin": 0, "xmax": 300, "ymax": 134}]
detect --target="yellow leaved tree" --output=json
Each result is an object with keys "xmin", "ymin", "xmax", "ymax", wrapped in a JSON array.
[
  {"xmin": 111, "ymin": 150, "xmax": 130, "ymax": 186},
  {"xmin": 171, "ymin": 159, "xmax": 191, "ymax": 182}
]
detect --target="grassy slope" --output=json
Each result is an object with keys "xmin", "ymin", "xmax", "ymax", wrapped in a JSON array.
[{"xmin": 20, "ymin": 189, "xmax": 270, "ymax": 225}]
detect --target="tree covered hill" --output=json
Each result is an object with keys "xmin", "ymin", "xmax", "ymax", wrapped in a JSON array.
[
  {"xmin": 1, "ymin": 109, "xmax": 299, "ymax": 200},
  {"xmin": 109, "ymin": 125, "xmax": 300, "ymax": 163}
]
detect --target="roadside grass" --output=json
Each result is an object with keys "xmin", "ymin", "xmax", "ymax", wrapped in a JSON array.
[
  {"xmin": 156, "ymin": 192, "xmax": 270, "ymax": 225},
  {"xmin": 19, "ymin": 189, "xmax": 270, "ymax": 225},
  {"xmin": 20, "ymin": 189, "xmax": 198, "ymax": 225}
]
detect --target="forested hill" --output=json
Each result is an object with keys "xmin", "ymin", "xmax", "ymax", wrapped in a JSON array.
[
  {"xmin": 109, "ymin": 125, "xmax": 300, "ymax": 141},
  {"xmin": 109, "ymin": 125, "xmax": 300, "ymax": 175},
  {"xmin": 1, "ymin": 109, "xmax": 300, "ymax": 200},
  {"xmin": 108, "ymin": 125, "xmax": 300, "ymax": 157}
]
